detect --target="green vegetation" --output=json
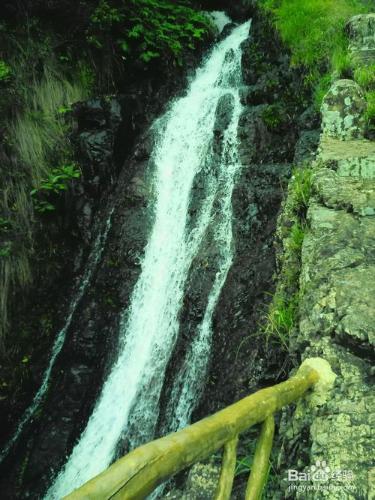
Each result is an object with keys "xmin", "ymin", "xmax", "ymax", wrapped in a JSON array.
[
  {"xmin": 263, "ymin": 166, "xmax": 313, "ymax": 349},
  {"xmin": 0, "ymin": 40, "xmax": 90, "ymax": 346},
  {"xmin": 260, "ymin": 0, "xmax": 373, "ymax": 117},
  {"xmin": 261, "ymin": 104, "xmax": 286, "ymax": 130},
  {"xmin": 291, "ymin": 167, "xmax": 313, "ymax": 214},
  {"xmin": 260, "ymin": 0, "xmax": 369, "ymax": 72},
  {"xmin": 31, "ymin": 164, "xmax": 81, "ymax": 213},
  {"xmin": 87, "ymin": 0, "xmax": 214, "ymax": 67},
  {"xmin": 353, "ymin": 63, "xmax": 375, "ymax": 88},
  {"xmin": 365, "ymin": 90, "xmax": 375, "ymax": 130},
  {"xmin": 0, "ymin": 60, "xmax": 11, "ymax": 81},
  {"xmin": 264, "ymin": 289, "xmax": 299, "ymax": 350},
  {"xmin": 9, "ymin": 66, "xmax": 88, "ymax": 183}
]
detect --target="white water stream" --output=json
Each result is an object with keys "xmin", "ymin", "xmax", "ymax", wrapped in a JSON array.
[{"xmin": 47, "ymin": 20, "xmax": 250, "ymax": 498}]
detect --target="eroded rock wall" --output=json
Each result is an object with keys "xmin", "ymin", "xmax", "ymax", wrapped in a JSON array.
[{"xmin": 274, "ymin": 25, "xmax": 375, "ymax": 499}]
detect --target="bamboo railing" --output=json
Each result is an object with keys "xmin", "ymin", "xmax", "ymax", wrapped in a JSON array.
[{"xmin": 65, "ymin": 358, "xmax": 334, "ymax": 500}]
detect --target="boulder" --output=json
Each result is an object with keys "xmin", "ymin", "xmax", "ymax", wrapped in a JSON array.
[{"xmin": 321, "ymin": 80, "xmax": 367, "ymax": 140}]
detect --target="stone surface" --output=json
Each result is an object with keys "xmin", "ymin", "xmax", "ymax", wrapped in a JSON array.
[
  {"xmin": 277, "ymin": 339, "xmax": 374, "ymax": 499},
  {"xmin": 321, "ymin": 80, "xmax": 367, "ymax": 140},
  {"xmin": 294, "ymin": 130, "xmax": 320, "ymax": 164},
  {"xmin": 275, "ymin": 90, "xmax": 375, "ymax": 497},
  {"xmin": 313, "ymin": 167, "xmax": 375, "ymax": 215},
  {"xmin": 184, "ymin": 463, "xmax": 221, "ymax": 499},
  {"xmin": 347, "ymin": 13, "xmax": 375, "ymax": 65},
  {"xmin": 319, "ymin": 136, "xmax": 375, "ymax": 163},
  {"xmin": 301, "ymin": 202, "xmax": 375, "ymax": 347}
]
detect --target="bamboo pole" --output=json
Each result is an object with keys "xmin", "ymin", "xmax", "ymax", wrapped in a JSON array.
[
  {"xmin": 214, "ymin": 435, "xmax": 239, "ymax": 500},
  {"xmin": 64, "ymin": 360, "xmax": 323, "ymax": 500},
  {"xmin": 245, "ymin": 415, "xmax": 275, "ymax": 500}
]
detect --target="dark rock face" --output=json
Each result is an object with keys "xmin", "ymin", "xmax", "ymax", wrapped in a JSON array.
[
  {"xmin": 0, "ymin": 128, "xmax": 154, "ymax": 500},
  {"xmin": 294, "ymin": 130, "xmax": 320, "ymax": 164},
  {"xmin": 0, "ymin": 44, "xmax": 208, "ymax": 500},
  {"xmin": 192, "ymin": 12, "xmax": 312, "ymax": 417}
]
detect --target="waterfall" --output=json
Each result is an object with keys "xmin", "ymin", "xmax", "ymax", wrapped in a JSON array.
[
  {"xmin": 46, "ymin": 20, "xmax": 250, "ymax": 498},
  {"xmin": 206, "ymin": 11, "xmax": 232, "ymax": 33},
  {"xmin": 0, "ymin": 209, "xmax": 113, "ymax": 464}
]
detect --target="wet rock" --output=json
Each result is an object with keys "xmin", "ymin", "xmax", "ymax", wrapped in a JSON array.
[
  {"xmin": 218, "ymin": 22, "xmax": 236, "ymax": 40},
  {"xmin": 239, "ymin": 74, "xmax": 281, "ymax": 106},
  {"xmin": 321, "ymin": 79, "xmax": 367, "ymax": 140},
  {"xmin": 238, "ymin": 105, "xmax": 297, "ymax": 165},
  {"xmin": 294, "ymin": 130, "xmax": 320, "ymax": 164},
  {"xmin": 214, "ymin": 93, "xmax": 235, "ymax": 138},
  {"xmin": 213, "ymin": 93, "xmax": 235, "ymax": 157},
  {"xmin": 74, "ymin": 97, "xmax": 123, "ymax": 181},
  {"xmin": 297, "ymin": 106, "xmax": 321, "ymax": 131},
  {"xmin": 347, "ymin": 13, "xmax": 375, "ymax": 65},
  {"xmin": 226, "ymin": 0, "xmax": 256, "ymax": 22},
  {"xmin": 237, "ymin": 105, "xmax": 271, "ymax": 164},
  {"xmin": 79, "ymin": 130, "xmax": 113, "ymax": 169}
]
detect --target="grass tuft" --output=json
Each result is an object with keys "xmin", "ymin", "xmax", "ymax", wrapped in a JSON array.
[
  {"xmin": 0, "ymin": 41, "xmax": 91, "ymax": 348},
  {"xmin": 9, "ymin": 66, "xmax": 88, "ymax": 184},
  {"xmin": 354, "ymin": 64, "xmax": 375, "ymax": 89},
  {"xmin": 365, "ymin": 90, "xmax": 375, "ymax": 131},
  {"xmin": 261, "ymin": 166, "xmax": 313, "ymax": 349}
]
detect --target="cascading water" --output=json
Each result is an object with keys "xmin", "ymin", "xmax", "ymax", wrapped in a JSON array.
[
  {"xmin": 0, "ymin": 209, "xmax": 113, "ymax": 464},
  {"xmin": 46, "ymin": 20, "xmax": 250, "ymax": 498}
]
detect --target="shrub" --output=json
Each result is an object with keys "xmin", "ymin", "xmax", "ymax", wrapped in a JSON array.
[
  {"xmin": 9, "ymin": 66, "xmax": 89, "ymax": 183},
  {"xmin": 290, "ymin": 166, "xmax": 313, "ymax": 216},
  {"xmin": 31, "ymin": 164, "xmax": 81, "ymax": 213},
  {"xmin": 264, "ymin": 292, "xmax": 299, "ymax": 349},
  {"xmin": 313, "ymin": 73, "xmax": 332, "ymax": 109},
  {"xmin": 288, "ymin": 222, "xmax": 306, "ymax": 252},
  {"xmin": 87, "ymin": 0, "xmax": 214, "ymax": 67},
  {"xmin": 262, "ymin": 166, "xmax": 313, "ymax": 349},
  {"xmin": 261, "ymin": 0, "xmax": 368, "ymax": 70}
]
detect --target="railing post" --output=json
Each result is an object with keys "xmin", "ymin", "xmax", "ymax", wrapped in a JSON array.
[
  {"xmin": 214, "ymin": 435, "xmax": 239, "ymax": 500},
  {"xmin": 245, "ymin": 415, "xmax": 275, "ymax": 500}
]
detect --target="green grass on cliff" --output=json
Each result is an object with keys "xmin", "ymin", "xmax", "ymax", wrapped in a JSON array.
[
  {"xmin": 260, "ymin": 0, "xmax": 373, "ymax": 108},
  {"xmin": 263, "ymin": 166, "xmax": 313, "ymax": 350},
  {"xmin": 0, "ymin": 43, "xmax": 90, "ymax": 348},
  {"xmin": 261, "ymin": 0, "xmax": 368, "ymax": 69}
]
